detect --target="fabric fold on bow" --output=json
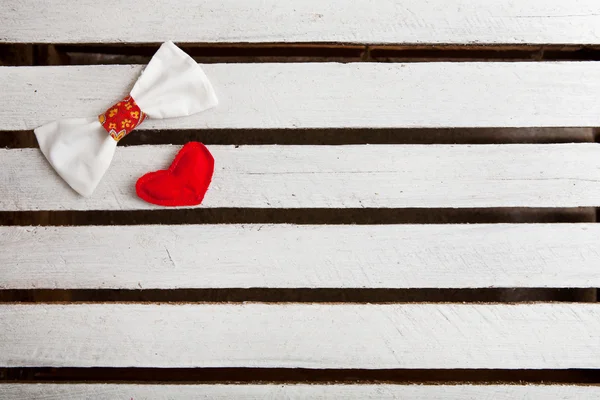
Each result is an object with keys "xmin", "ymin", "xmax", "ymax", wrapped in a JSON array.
[{"xmin": 34, "ymin": 41, "xmax": 218, "ymax": 197}]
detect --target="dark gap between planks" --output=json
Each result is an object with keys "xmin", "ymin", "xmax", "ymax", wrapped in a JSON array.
[
  {"xmin": 0, "ymin": 208, "xmax": 595, "ymax": 226},
  {"xmin": 1, "ymin": 128, "xmax": 596, "ymax": 148},
  {"xmin": 5, "ymin": 43, "xmax": 600, "ymax": 65},
  {"xmin": 0, "ymin": 288, "xmax": 597, "ymax": 303},
  {"xmin": 368, "ymin": 44, "xmax": 600, "ymax": 62},
  {"xmin": 1, "ymin": 368, "xmax": 599, "ymax": 384}
]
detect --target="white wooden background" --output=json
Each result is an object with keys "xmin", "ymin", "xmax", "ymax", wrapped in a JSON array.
[
  {"xmin": 2, "ymin": 0, "xmax": 600, "ymax": 44},
  {"xmin": 2, "ymin": 224, "xmax": 600, "ymax": 289},
  {"xmin": 2, "ymin": 304, "xmax": 600, "ymax": 368},
  {"xmin": 3, "ymin": 63, "xmax": 600, "ymax": 130},
  {"xmin": 2, "ymin": 0, "xmax": 600, "ymax": 395},
  {"xmin": 2, "ymin": 144, "xmax": 600, "ymax": 210},
  {"xmin": 1, "ymin": 384, "xmax": 600, "ymax": 400}
]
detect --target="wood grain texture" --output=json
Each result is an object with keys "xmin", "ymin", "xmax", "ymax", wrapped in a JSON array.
[
  {"xmin": 2, "ymin": 144, "xmax": 600, "ymax": 211},
  {"xmin": 3, "ymin": 62, "xmax": 600, "ymax": 130},
  {"xmin": 2, "ymin": 384, "xmax": 600, "ymax": 400},
  {"xmin": 3, "ymin": 224, "xmax": 600, "ymax": 289},
  {"xmin": 2, "ymin": 304, "xmax": 600, "ymax": 368},
  {"xmin": 2, "ymin": 0, "xmax": 600, "ymax": 44}
]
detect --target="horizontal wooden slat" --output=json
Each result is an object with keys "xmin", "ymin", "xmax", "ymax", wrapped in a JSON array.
[
  {"xmin": 3, "ymin": 62, "xmax": 600, "ymax": 130},
  {"xmin": 2, "ymin": 304, "xmax": 600, "ymax": 368},
  {"xmin": 2, "ymin": 144, "xmax": 600, "ymax": 211},
  {"xmin": 2, "ymin": 0, "xmax": 600, "ymax": 44},
  {"xmin": 1, "ymin": 384, "xmax": 599, "ymax": 399},
  {"xmin": 2, "ymin": 224, "xmax": 600, "ymax": 289}
]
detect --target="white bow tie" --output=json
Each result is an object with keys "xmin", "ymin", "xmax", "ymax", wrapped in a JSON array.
[{"xmin": 34, "ymin": 41, "xmax": 218, "ymax": 197}]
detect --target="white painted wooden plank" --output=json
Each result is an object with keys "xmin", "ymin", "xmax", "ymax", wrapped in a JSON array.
[
  {"xmin": 2, "ymin": 304, "xmax": 600, "ymax": 368},
  {"xmin": 3, "ymin": 62, "xmax": 600, "ymax": 130},
  {"xmin": 2, "ymin": 224, "xmax": 600, "ymax": 289},
  {"xmin": 2, "ymin": 384, "xmax": 600, "ymax": 400},
  {"xmin": 2, "ymin": 0, "xmax": 600, "ymax": 44},
  {"xmin": 2, "ymin": 144, "xmax": 600, "ymax": 211}
]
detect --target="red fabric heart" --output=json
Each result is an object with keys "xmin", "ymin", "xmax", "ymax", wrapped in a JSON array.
[{"xmin": 136, "ymin": 142, "xmax": 214, "ymax": 207}]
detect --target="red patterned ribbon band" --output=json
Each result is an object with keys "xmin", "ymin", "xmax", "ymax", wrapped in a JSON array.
[{"xmin": 99, "ymin": 95, "xmax": 146, "ymax": 141}]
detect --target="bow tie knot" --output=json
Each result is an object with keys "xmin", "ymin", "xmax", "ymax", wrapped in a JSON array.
[{"xmin": 99, "ymin": 96, "xmax": 146, "ymax": 141}]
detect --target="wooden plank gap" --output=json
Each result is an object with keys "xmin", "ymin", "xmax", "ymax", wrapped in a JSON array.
[
  {"xmin": 0, "ymin": 289, "xmax": 597, "ymax": 304},
  {"xmin": 0, "ymin": 44, "xmax": 33, "ymax": 66},
  {"xmin": 0, "ymin": 208, "xmax": 596, "ymax": 226},
  {"xmin": 52, "ymin": 43, "xmax": 367, "ymax": 65},
  {"xmin": 1, "ymin": 368, "xmax": 599, "ymax": 384},
  {"xmin": 29, "ymin": 44, "xmax": 600, "ymax": 64},
  {"xmin": 369, "ymin": 45, "xmax": 600, "ymax": 62},
  {"xmin": 1, "ymin": 128, "xmax": 596, "ymax": 149}
]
